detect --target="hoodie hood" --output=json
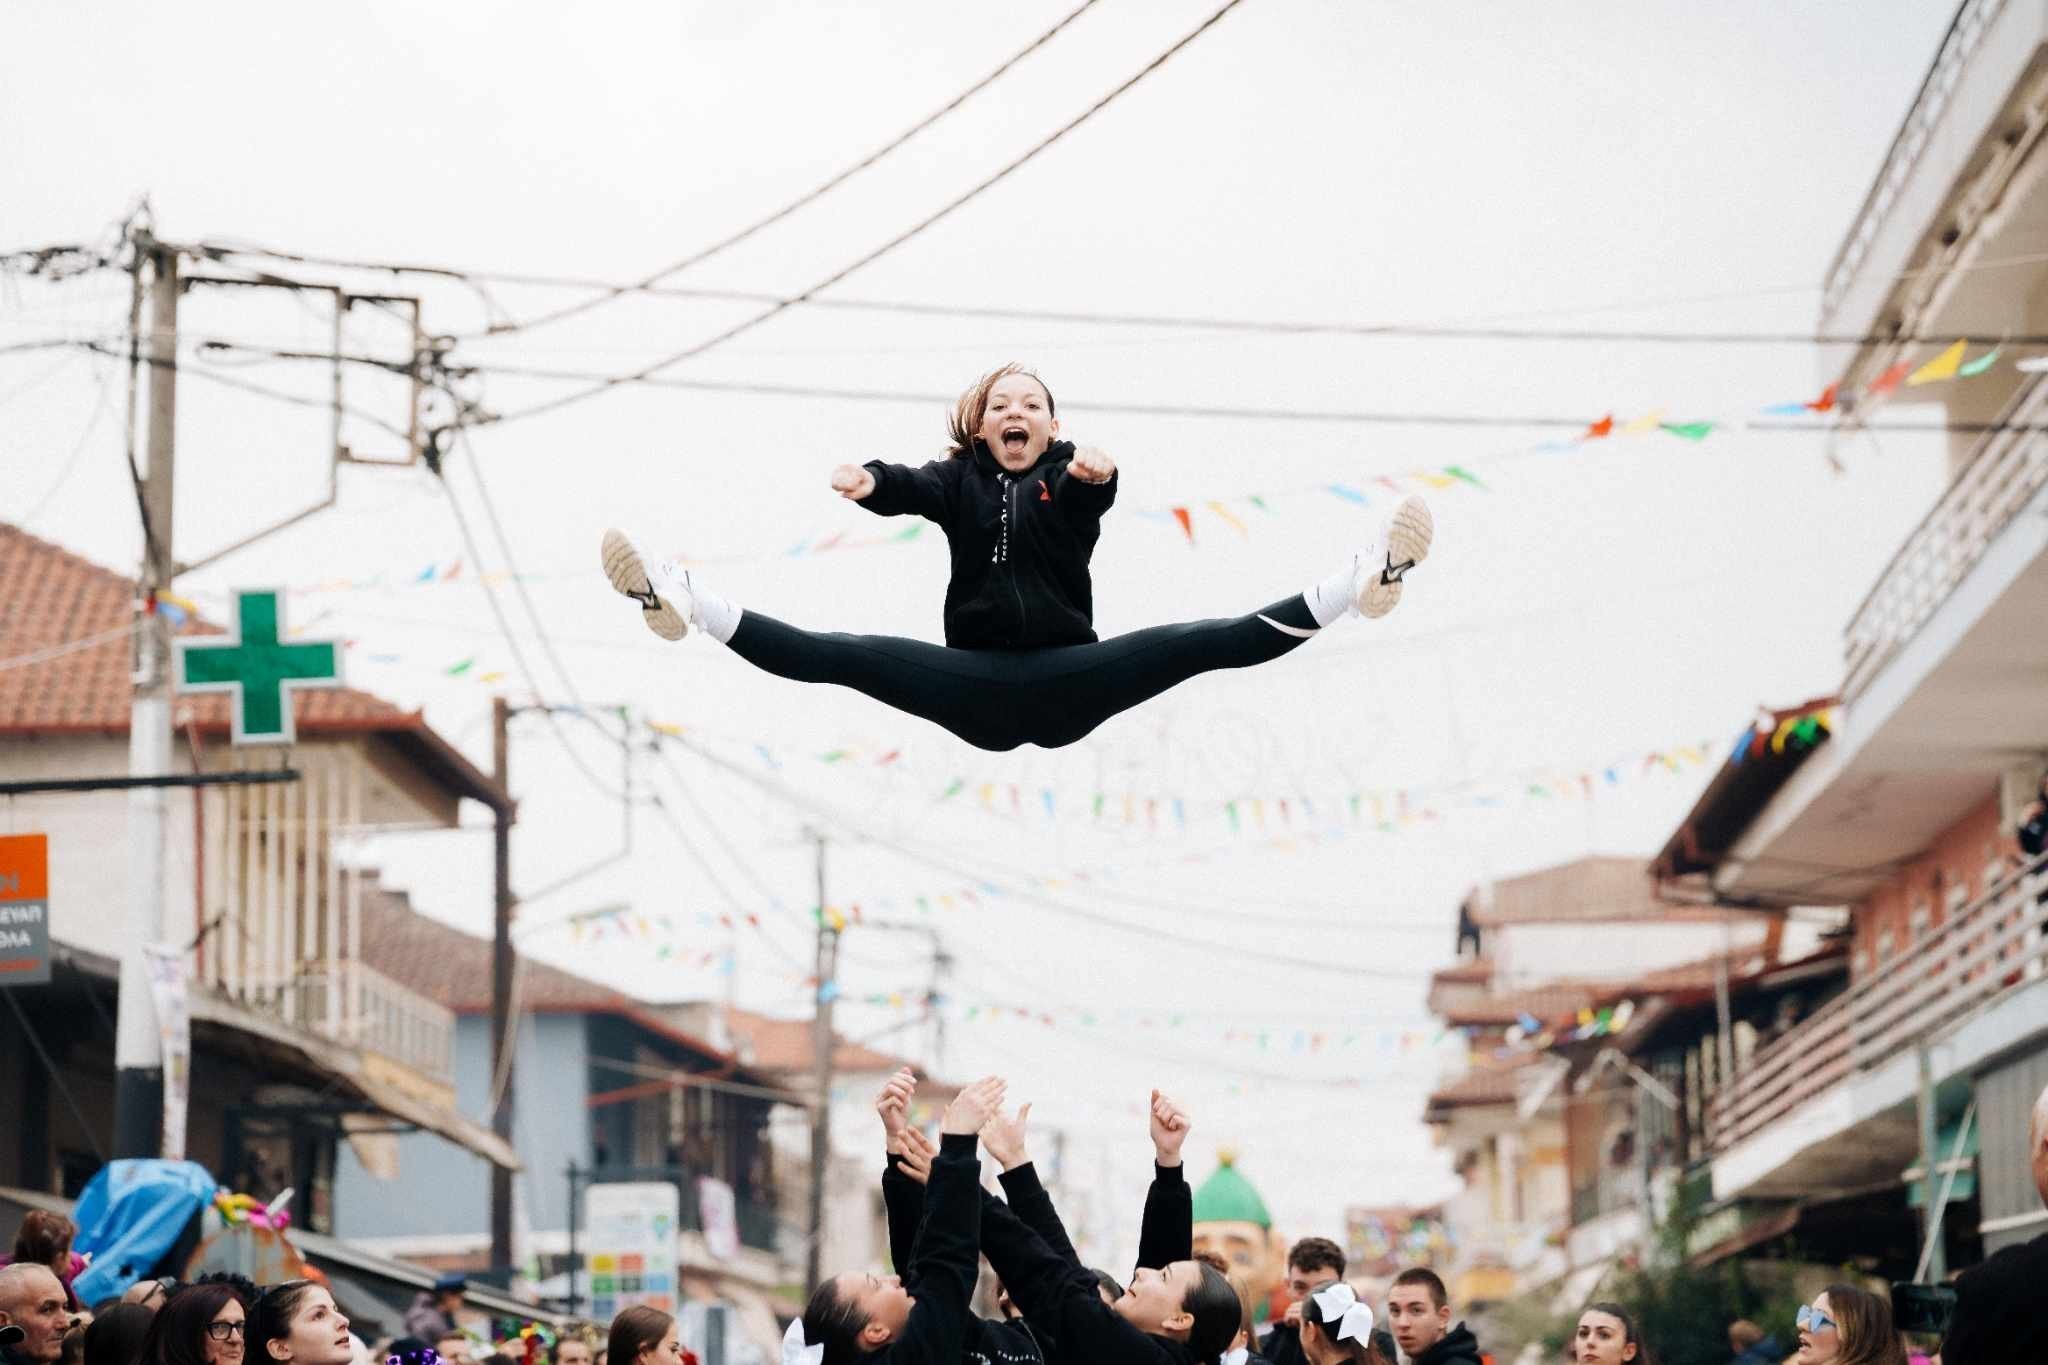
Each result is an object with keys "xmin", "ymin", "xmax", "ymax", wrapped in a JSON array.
[{"xmin": 1414, "ymin": 1323, "xmax": 1483, "ymax": 1365}]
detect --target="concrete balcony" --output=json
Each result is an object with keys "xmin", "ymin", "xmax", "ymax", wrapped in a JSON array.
[
  {"xmin": 1705, "ymin": 854, "xmax": 2047, "ymax": 1200},
  {"xmin": 1712, "ymin": 394, "xmax": 2048, "ymax": 906},
  {"xmin": 1822, "ymin": 0, "xmax": 2048, "ymax": 355}
]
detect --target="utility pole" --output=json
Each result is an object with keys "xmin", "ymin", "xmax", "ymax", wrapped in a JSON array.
[
  {"xmin": 490, "ymin": 696, "xmax": 517, "ymax": 1276},
  {"xmin": 114, "ymin": 238, "xmax": 178, "ymax": 1159},
  {"xmin": 805, "ymin": 828, "xmax": 839, "ymax": 1296}
]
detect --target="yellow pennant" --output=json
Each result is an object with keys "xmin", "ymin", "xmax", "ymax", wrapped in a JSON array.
[{"xmin": 1907, "ymin": 339, "xmax": 1967, "ymax": 385}]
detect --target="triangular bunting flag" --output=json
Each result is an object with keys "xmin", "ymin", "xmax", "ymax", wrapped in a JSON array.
[
  {"xmin": 1957, "ymin": 346, "xmax": 2002, "ymax": 378},
  {"xmin": 1659, "ymin": 421, "xmax": 1715, "ymax": 441},
  {"xmin": 1866, "ymin": 361, "xmax": 1911, "ymax": 397},
  {"xmin": 1907, "ymin": 339, "xmax": 1967, "ymax": 385}
]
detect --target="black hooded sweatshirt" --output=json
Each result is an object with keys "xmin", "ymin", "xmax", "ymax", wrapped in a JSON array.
[
  {"xmin": 1411, "ymin": 1324, "xmax": 1483, "ymax": 1365},
  {"xmin": 976, "ymin": 1162, "xmax": 1204, "ymax": 1365},
  {"xmin": 883, "ymin": 1155, "xmax": 1190, "ymax": 1365},
  {"xmin": 867, "ymin": 1133, "xmax": 984, "ymax": 1365},
  {"xmin": 858, "ymin": 441, "xmax": 1117, "ymax": 650}
]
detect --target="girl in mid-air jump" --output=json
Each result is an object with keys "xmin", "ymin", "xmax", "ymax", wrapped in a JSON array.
[{"xmin": 602, "ymin": 364, "xmax": 1433, "ymax": 752}]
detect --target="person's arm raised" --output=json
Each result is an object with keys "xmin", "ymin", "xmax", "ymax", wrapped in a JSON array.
[
  {"xmin": 888, "ymin": 1078, "xmax": 1003, "ymax": 1365},
  {"xmin": 1135, "ymin": 1089, "xmax": 1193, "ymax": 1271}
]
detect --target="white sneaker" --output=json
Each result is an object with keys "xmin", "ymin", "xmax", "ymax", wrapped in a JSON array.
[
  {"xmin": 1353, "ymin": 494, "xmax": 1434, "ymax": 619},
  {"xmin": 601, "ymin": 528, "xmax": 690, "ymax": 641}
]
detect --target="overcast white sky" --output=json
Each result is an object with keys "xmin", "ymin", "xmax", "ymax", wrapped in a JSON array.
[{"xmin": 5, "ymin": 1, "xmax": 1964, "ymax": 1256}]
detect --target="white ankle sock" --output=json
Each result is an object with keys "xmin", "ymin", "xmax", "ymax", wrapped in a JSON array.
[
  {"xmin": 688, "ymin": 573, "xmax": 742, "ymax": 644},
  {"xmin": 658, "ymin": 559, "xmax": 742, "ymax": 644},
  {"xmin": 1304, "ymin": 557, "xmax": 1358, "ymax": 627}
]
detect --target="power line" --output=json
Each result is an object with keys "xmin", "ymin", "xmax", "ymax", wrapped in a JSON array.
[
  {"xmin": 471, "ymin": 0, "xmax": 1107, "ymax": 340},
  {"xmin": 370, "ymin": 358, "xmax": 2048, "ymax": 434},
  {"xmin": 428, "ymin": 441, "xmax": 631, "ymax": 801},
  {"xmin": 485, "ymin": 0, "xmax": 1255, "ymax": 427},
  {"xmin": 658, "ymin": 731, "xmax": 1436, "ymax": 980},
  {"xmin": 181, "ymin": 239, "xmax": 2048, "ymax": 349}
]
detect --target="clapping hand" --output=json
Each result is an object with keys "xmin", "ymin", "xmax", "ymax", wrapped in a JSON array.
[
  {"xmin": 980, "ymin": 1102, "xmax": 1034, "ymax": 1172},
  {"xmin": 876, "ymin": 1067, "xmax": 917, "ymax": 1153},
  {"xmin": 942, "ymin": 1075, "xmax": 1008, "ymax": 1136},
  {"xmin": 1148, "ymin": 1088, "xmax": 1190, "ymax": 1167},
  {"xmin": 898, "ymin": 1127, "xmax": 937, "ymax": 1186}
]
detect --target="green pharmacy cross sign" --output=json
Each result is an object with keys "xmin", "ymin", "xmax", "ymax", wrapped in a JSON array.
[{"xmin": 173, "ymin": 590, "xmax": 343, "ymax": 745}]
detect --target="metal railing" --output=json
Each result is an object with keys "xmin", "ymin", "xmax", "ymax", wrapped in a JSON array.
[
  {"xmin": 1820, "ymin": 0, "xmax": 2008, "ymax": 317},
  {"xmin": 1842, "ymin": 373, "xmax": 2048, "ymax": 701},
  {"xmin": 256, "ymin": 961, "xmax": 457, "ymax": 1085},
  {"xmin": 1708, "ymin": 853, "xmax": 2047, "ymax": 1152}
]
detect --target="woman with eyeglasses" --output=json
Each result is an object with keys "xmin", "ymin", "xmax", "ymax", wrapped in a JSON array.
[
  {"xmin": 1794, "ymin": 1286, "xmax": 1906, "ymax": 1365},
  {"xmin": 137, "ymin": 1281, "xmax": 250, "ymax": 1365}
]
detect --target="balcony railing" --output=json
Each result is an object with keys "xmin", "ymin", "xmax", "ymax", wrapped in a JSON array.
[
  {"xmin": 1708, "ymin": 853, "xmax": 2047, "ymax": 1153},
  {"xmin": 281, "ymin": 962, "xmax": 456, "ymax": 1085},
  {"xmin": 1820, "ymin": 0, "xmax": 2008, "ymax": 317},
  {"xmin": 1842, "ymin": 373, "xmax": 2048, "ymax": 701}
]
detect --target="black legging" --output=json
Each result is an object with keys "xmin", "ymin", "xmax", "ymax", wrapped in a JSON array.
[{"xmin": 726, "ymin": 594, "xmax": 1319, "ymax": 751}]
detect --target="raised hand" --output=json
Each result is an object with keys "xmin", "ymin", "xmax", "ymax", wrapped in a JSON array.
[
  {"xmin": 1069, "ymin": 446, "xmax": 1116, "ymax": 484},
  {"xmin": 980, "ymin": 1101, "xmax": 1033, "ymax": 1172},
  {"xmin": 830, "ymin": 464, "xmax": 876, "ymax": 500},
  {"xmin": 898, "ymin": 1126, "xmax": 936, "ymax": 1186},
  {"xmin": 876, "ymin": 1067, "xmax": 917, "ymax": 1152},
  {"xmin": 1149, "ymin": 1088, "xmax": 1190, "ymax": 1166},
  {"xmin": 942, "ymin": 1075, "xmax": 1007, "ymax": 1136}
]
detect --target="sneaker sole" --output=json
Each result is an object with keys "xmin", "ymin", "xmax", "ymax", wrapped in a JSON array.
[
  {"xmin": 1357, "ymin": 495, "xmax": 1435, "ymax": 619},
  {"xmin": 600, "ymin": 528, "xmax": 688, "ymax": 641}
]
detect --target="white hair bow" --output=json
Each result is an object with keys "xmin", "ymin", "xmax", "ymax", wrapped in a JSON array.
[
  {"xmin": 781, "ymin": 1320, "xmax": 824, "ymax": 1365},
  {"xmin": 1310, "ymin": 1283, "xmax": 1375, "ymax": 1346}
]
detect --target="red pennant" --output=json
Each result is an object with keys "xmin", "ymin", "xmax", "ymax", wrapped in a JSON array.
[
  {"xmin": 1866, "ymin": 362, "xmax": 1911, "ymax": 398},
  {"xmin": 1585, "ymin": 414, "xmax": 1615, "ymax": 439},
  {"xmin": 1805, "ymin": 383, "xmax": 1837, "ymax": 413},
  {"xmin": 1171, "ymin": 506, "xmax": 1194, "ymax": 542}
]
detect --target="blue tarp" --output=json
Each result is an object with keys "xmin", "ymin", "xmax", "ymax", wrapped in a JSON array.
[{"xmin": 71, "ymin": 1160, "xmax": 217, "ymax": 1303}]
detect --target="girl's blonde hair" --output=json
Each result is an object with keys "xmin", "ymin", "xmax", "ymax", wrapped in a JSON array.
[{"xmin": 946, "ymin": 363, "xmax": 1055, "ymax": 460}]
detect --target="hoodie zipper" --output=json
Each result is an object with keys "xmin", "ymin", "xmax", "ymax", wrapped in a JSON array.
[{"xmin": 1007, "ymin": 474, "xmax": 1028, "ymax": 639}]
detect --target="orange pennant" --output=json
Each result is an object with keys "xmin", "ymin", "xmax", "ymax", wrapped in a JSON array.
[
  {"xmin": 1866, "ymin": 361, "xmax": 1911, "ymax": 398},
  {"xmin": 1585, "ymin": 414, "xmax": 1614, "ymax": 439},
  {"xmin": 1171, "ymin": 507, "xmax": 1194, "ymax": 543}
]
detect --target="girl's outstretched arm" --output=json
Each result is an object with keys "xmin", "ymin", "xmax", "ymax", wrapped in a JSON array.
[
  {"xmin": 1052, "ymin": 445, "xmax": 1117, "ymax": 524},
  {"xmin": 833, "ymin": 459, "xmax": 959, "ymax": 521}
]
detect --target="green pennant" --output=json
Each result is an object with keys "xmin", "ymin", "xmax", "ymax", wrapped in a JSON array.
[
  {"xmin": 1958, "ymin": 346, "xmax": 2002, "ymax": 378},
  {"xmin": 893, "ymin": 523, "xmax": 924, "ymax": 541},
  {"xmin": 1659, "ymin": 421, "xmax": 1715, "ymax": 441},
  {"xmin": 1444, "ymin": 465, "xmax": 1487, "ymax": 489}
]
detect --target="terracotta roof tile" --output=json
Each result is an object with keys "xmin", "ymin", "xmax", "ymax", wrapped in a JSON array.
[
  {"xmin": 1438, "ymin": 984, "xmax": 1600, "ymax": 1027},
  {"xmin": 356, "ymin": 880, "xmax": 623, "ymax": 1015},
  {"xmin": 722, "ymin": 1006, "xmax": 925, "ymax": 1076},
  {"xmin": 0, "ymin": 522, "xmax": 411, "ymax": 736},
  {"xmin": 1425, "ymin": 1053, "xmax": 1545, "ymax": 1112}
]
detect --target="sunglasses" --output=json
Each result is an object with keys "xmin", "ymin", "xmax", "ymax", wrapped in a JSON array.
[
  {"xmin": 1796, "ymin": 1306, "xmax": 1837, "ymax": 1334},
  {"xmin": 206, "ymin": 1324, "xmax": 248, "ymax": 1342}
]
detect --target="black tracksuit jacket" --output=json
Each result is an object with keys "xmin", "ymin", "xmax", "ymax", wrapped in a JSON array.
[
  {"xmin": 885, "ymin": 1156, "xmax": 1190, "ymax": 1365},
  {"xmin": 858, "ymin": 441, "xmax": 1117, "ymax": 650},
  {"xmin": 869, "ymin": 1133, "xmax": 984, "ymax": 1365}
]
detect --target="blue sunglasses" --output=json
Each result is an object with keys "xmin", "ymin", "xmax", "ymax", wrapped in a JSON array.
[{"xmin": 1796, "ymin": 1306, "xmax": 1837, "ymax": 1333}]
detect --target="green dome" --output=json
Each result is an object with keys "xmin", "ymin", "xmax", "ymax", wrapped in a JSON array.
[{"xmin": 1192, "ymin": 1152, "xmax": 1272, "ymax": 1228}]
